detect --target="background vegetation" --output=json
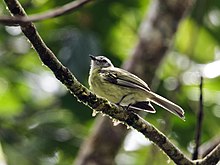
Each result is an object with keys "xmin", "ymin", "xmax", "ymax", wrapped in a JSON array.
[{"xmin": 0, "ymin": 0, "xmax": 219, "ymax": 164}]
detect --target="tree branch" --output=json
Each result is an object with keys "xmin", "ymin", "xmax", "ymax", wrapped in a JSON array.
[
  {"xmin": 0, "ymin": 0, "xmax": 93, "ymax": 26},
  {"xmin": 2, "ymin": 0, "xmax": 219, "ymax": 165},
  {"xmin": 199, "ymin": 136, "xmax": 220, "ymax": 158},
  {"xmin": 196, "ymin": 144, "xmax": 220, "ymax": 165},
  {"xmin": 193, "ymin": 76, "xmax": 204, "ymax": 160}
]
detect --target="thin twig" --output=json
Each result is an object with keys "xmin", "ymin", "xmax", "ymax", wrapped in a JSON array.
[
  {"xmin": 0, "ymin": 0, "xmax": 93, "ymax": 26},
  {"xmin": 192, "ymin": 75, "xmax": 204, "ymax": 160}
]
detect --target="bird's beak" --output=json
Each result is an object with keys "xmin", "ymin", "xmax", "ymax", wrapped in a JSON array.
[{"xmin": 89, "ymin": 54, "xmax": 97, "ymax": 61}]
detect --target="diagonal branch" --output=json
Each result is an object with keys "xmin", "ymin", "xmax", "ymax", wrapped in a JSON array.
[
  {"xmin": 2, "ymin": 0, "xmax": 219, "ymax": 165},
  {"xmin": 199, "ymin": 136, "xmax": 220, "ymax": 158},
  {"xmin": 196, "ymin": 144, "xmax": 220, "ymax": 165},
  {"xmin": 0, "ymin": 0, "xmax": 93, "ymax": 26}
]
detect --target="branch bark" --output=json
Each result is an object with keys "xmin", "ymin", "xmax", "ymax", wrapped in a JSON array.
[
  {"xmin": 199, "ymin": 136, "xmax": 220, "ymax": 158},
  {"xmin": 2, "ymin": 0, "xmax": 220, "ymax": 165},
  {"xmin": 0, "ymin": 0, "xmax": 93, "ymax": 25},
  {"xmin": 196, "ymin": 144, "xmax": 220, "ymax": 165}
]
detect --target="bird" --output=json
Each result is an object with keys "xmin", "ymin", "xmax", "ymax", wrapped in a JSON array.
[{"xmin": 88, "ymin": 55, "xmax": 185, "ymax": 120}]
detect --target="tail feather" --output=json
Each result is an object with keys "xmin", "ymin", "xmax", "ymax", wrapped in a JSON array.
[{"xmin": 150, "ymin": 92, "xmax": 185, "ymax": 120}]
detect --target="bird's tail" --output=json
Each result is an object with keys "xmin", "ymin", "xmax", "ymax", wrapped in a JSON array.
[{"xmin": 149, "ymin": 92, "xmax": 185, "ymax": 120}]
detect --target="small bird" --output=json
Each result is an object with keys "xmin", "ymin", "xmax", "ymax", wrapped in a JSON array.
[{"xmin": 88, "ymin": 55, "xmax": 185, "ymax": 120}]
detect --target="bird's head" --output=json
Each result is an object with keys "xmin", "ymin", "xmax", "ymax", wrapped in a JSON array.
[{"xmin": 89, "ymin": 55, "xmax": 114, "ymax": 69}]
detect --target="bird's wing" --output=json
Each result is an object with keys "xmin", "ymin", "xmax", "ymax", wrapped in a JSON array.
[{"xmin": 99, "ymin": 67, "xmax": 151, "ymax": 92}]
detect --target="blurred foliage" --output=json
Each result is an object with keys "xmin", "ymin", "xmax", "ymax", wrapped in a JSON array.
[{"xmin": 0, "ymin": 0, "xmax": 220, "ymax": 165}]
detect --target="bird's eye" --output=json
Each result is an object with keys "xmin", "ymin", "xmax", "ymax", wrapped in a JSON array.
[{"xmin": 101, "ymin": 59, "xmax": 107, "ymax": 63}]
